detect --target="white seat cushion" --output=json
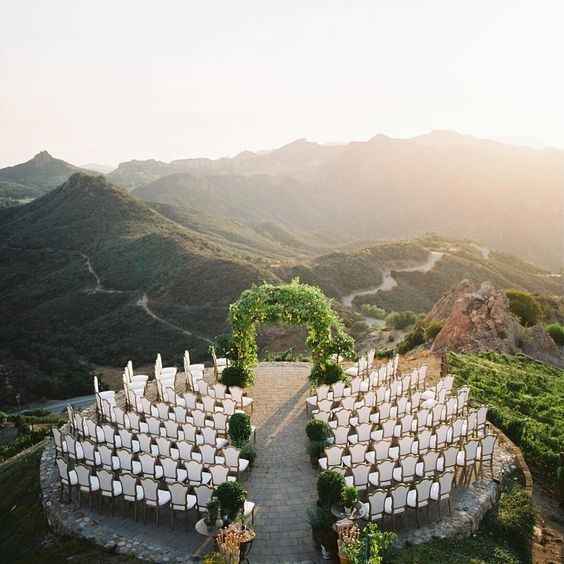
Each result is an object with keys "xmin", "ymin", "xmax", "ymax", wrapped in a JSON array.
[
  {"xmin": 132, "ymin": 461, "xmax": 142, "ymax": 475},
  {"xmin": 177, "ymin": 468, "xmax": 188, "ymax": 482},
  {"xmin": 186, "ymin": 493, "xmax": 197, "ymax": 510},
  {"xmin": 90, "ymin": 476, "xmax": 100, "ymax": 491},
  {"xmin": 318, "ymin": 458, "xmax": 328, "ymax": 470},
  {"xmin": 243, "ymin": 500, "xmax": 255, "ymax": 517},
  {"xmin": 147, "ymin": 489, "xmax": 171, "ymax": 507},
  {"xmin": 430, "ymin": 482, "xmax": 440, "ymax": 500},
  {"xmin": 154, "ymin": 465, "xmax": 164, "ymax": 479},
  {"xmin": 64, "ymin": 470, "xmax": 79, "ymax": 486},
  {"xmin": 392, "ymin": 467, "xmax": 402, "ymax": 482},
  {"xmin": 406, "ymin": 489, "xmax": 417, "ymax": 508},
  {"xmin": 384, "ymin": 497, "xmax": 393, "ymax": 514},
  {"xmin": 239, "ymin": 459, "xmax": 250, "ymax": 472}
]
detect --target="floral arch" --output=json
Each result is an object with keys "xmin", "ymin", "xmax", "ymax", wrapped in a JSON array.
[{"xmin": 228, "ymin": 279, "xmax": 355, "ymax": 369}]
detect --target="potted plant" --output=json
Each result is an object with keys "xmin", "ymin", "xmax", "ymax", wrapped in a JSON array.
[
  {"xmin": 317, "ymin": 470, "xmax": 346, "ymax": 509},
  {"xmin": 221, "ymin": 365, "xmax": 253, "ymax": 388},
  {"xmin": 307, "ymin": 505, "xmax": 338, "ymax": 558},
  {"xmin": 306, "ymin": 419, "xmax": 332, "ymax": 465},
  {"xmin": 309, "ymin": 362, "xmax": 346, "ymax": 386},
  {"xmin": 341, "ymin": 486, "xmax": 358, "ymax": 516},
  {"xmin": 205, "ymin": 499, "xmax": 221, "ymax": 530},
  {"xmin": 228, "ymin": 412, "xmax": 252, "ymax": 448},
  {"xmin": 214, "ymin": 481, "xmax": 247, "ymax": 524}
]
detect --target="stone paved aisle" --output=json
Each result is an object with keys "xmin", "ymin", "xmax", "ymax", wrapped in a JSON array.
[{"xmin": 242, "ymin": 362, "xmax": 319, "ymax": 563}]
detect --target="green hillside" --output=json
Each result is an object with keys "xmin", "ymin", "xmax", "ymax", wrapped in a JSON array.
[
  {"xmin": 449, "ymin": 352, "xmax": 564, "ymax": 480},
  {"xmin": 0, "ymin": 174, "xmax": 276, "ymax": 406}
]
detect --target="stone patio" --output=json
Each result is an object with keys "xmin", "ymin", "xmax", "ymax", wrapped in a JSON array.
[{"xmin": 40, "ymin": 361, "xmax": 517, "ymax": 563}]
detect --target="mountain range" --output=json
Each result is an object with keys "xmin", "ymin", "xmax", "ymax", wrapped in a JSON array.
[
  {"xmin": 0, "ymin": 171, "xmax": 562, "ymax": 406},
  {"xmin": 1, "ymin": 131, "xmax": 562, "ymax": 270}
]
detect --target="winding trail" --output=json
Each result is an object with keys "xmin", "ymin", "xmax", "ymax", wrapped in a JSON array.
[
  {"xmin": 342, "ymin": 251, "xmax": 444, "ymax": 323},
  {"xmin": 137, "ymin": 293, "xmax": 212, "ymax": 344}
]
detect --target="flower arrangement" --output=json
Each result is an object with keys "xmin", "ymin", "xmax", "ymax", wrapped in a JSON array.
[{"xmin": 216, "ymin": 523, "xmax": 256, "ymax": 564}]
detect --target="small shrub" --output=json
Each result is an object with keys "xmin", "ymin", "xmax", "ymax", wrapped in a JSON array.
[
  {"xmin": 546, "ymin": 323, "xmax": 564, "ymax": 346},
  {"xmin": 317, "ymin": 470, "xmax": 345, "ymax": 508},
  {"xmin": 306, "ymin": 419, "xmax": 331, "ymax": 442},
  {"xmin": 307, "ymin": 505, "xmax": 334, "ymax": 530},
  {"xmin": 214, "ymin": 481, "xmax": 246, "ymax": 522},
  {"xmin": 342, "ymin": 485, "xmax": 358, "ymax": 508},
  {"xmin": 307, "ymin": 440, "xmax": 328, "ymax": 461},
  {"xmin": 385, "ymin": 311, "xmax": 417, "ymax": 330},
  {"xmin": 310, "ymin": 362, "xmax": 345, "ymax": 386},
  {"xmin": 239, "ymin": 442, "xmax": 257, "ymax": 466},
  {"xmin": 221, "ymin": 365, "xmax": 253, "ymax": 388},
  {"xmin": 496, "ymin": 486, "xmax": 534, "ymax": 558},
  {"xmin": 361, "ymin": 304, "xmax": 386, "ymax": 319},
  {"xmin": 228, "ymin": 412, "xmax": 252, "ymax": 447},
  {"xmin": 205, "ymin": 499, "xmax": 220, "ymax": 527},
  {"xmin": 506, "ymin": 290, "xmax": 541, "ymax": 327},
  {"xmin": 425, "ymin": 319, "xmax": 443, "ymax": 340},
  {"xmin": 397, "ymin": 323, "xmax": 426, "ymax": 354}
]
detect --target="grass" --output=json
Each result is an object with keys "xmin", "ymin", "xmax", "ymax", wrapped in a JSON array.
[
  {"xmin": 389, "ymin": 480, "xmax": 533, "ymax": 564},
  {"xmin": 0, "ymin": 448, "xmax": 141, "ymax": 563},
  {"xmin": 448, "ymin": 352, "xmax": 564, "ymax": 482}
]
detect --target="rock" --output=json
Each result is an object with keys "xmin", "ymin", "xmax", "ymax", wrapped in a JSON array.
[{"xmin": 427, "ymin": 280, "xmax": 563, "ymax": 366}]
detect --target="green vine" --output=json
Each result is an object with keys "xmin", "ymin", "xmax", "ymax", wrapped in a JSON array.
[{"xmin": 229, "ymin": 279, "xmax": 354, "ymax": 370}]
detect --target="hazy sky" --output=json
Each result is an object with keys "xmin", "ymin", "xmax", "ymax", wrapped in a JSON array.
[{"xmin": 1, "ymin": 1, "xmax": 563, "ymax": 167}]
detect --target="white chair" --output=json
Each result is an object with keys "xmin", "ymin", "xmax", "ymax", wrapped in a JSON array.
[
  {"xmin": 116, "ymin": 449, "xmax": 142, "ymax": 475},
  {"xmin": 75, "ymin": 464, "xmax": 100, "ymax": 508},
  {"xmin": 344, "ymin": 443, "xmax": 368, "ymax": 468},
  {"xmin": 386, "ymin": 484, "xmax": 410, "ymax": 525},
  {"xmin": 349, "ymin": 463, "xmax": 373, "ymax": 490},
  {"xmin": 119, "ymin": 472, "xmax": 144, "ymax": 521},
  {"xmin": 420, "ymin": 450, "xmax": 440, "ymax": 478},
  {"xmin": 137, "ymin": 433, "xmax": 157, "ymax": 455},
  {"xmin": 82, "ymin": 440, "xmax": 102, "ymax": 467},
  {"xmin": 169, "ymin": 482, "xmax": 197, "ymax": 527},
  {"xmin": 65, "ymin": 434, "xmax": 84, "ymax": 461},
  {"xmin": 52, "ymin": 428, "xmax": 68, "ymax": 456},
  {"xmin": 163, "ymin": 420, "xmax": 180, "ymax": 440},
  {"xmin": 222, "ymin": 446, "xmax": 250, "ymax": 476},
  {"xmin": 98, "ymin": 444, "xmax": 120, "ymax": 471},
  {"xmin": 376, "ymin": 460, "xmax": 395, "ymax": 487},
  {"xmin": 176, "ymin": 440, "xmax": 201, "ymax": 463},
  {"xmin": 398, "ymin": 436, "xmax": 415, "ymax": 457},
  {"xmin": 479, "ymin": 434, "xmax": 497, "ymax": 477},
  {"xmin": 209, "ymin": 464, "xmax": 236, "ymax": 486},
  {"xmin": 458, "ymin": 439, "xmax": 480, "ymax": 484},
  {"xmin": 160, "ymin": 456, "xmax": 188, "ymax": 483},
  {"xmin": 332, "ymin": 426, "xmax": 351, "ymax": 446},
  {"xmin": 138, "ymin": 453, "xmax": 164, "ymax": 479},
  {"xmin": 397, "ymin": 454, "xmax": 418, "ymax": 483},
  {"xmin": 194, "ymin": 484, "xmax": 214, "ymax": 515},
  {"xmin": 139, "ymin": 477, "xmax": 171, "ymax": 526},
  {"xmin": 155, "ymin": 436, "xmax": 173, "ymax": 458},
  {"xmin": 430, "ymin": 470, "xmax": 455, "ymax": 516},
  {"xmin": 97, "ymin": 468, "xmax": 123, "ymax": 513},
  {"xmin": 186, "ymin": 460, "xmax": 211, "ymax": 485},
  {"xmin": 362, "ymin": 489, "xmax": 387, "ymax": 523},
  {"xmin": 101, "ymin": 424, "xmax": 121, "ymax": 449},
  {"xmin": 416, "ymin": 429, "xmax": 432, "ymax": 454},
  {"xmin": 200, "ymin": 444, "xmax": 220, "ymax": 466},
  {"xmin": 407, "ymin": 478, "xmax": 433, "ymax": 526},
  {"xmin": 56, "ymin": 457, "xmax": 78, "ymax": 502},
  {"xmin": 319, "ymin": 445, "xmax": 345, "ymax": 470},
  {"xmin": 183, "ymin": 392, "xmax": 199, "ymax": 411}
]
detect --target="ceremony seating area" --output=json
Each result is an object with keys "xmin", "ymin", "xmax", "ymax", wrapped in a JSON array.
[
  {"xmin": 52, "ymin": 350, "xmax": 255, "ymax": 529},
  {"xmin": 307, "ymin": 353, "xmax": 497, "ymax": 526}
]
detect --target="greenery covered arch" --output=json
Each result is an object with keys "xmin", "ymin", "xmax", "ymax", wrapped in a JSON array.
[{"xmin": 228, "ymin": 279, "xmax": 355, "ymax": 369}]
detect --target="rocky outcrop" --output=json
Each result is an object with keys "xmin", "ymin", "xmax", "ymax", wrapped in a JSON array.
[{"xmin": 428, "ymin": 280, "xmax": 563, "ymax": 366}]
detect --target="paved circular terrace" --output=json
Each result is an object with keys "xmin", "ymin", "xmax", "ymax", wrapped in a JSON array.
[{"xmin": 40, "ymin": 362, "xmax": 517, "ymax": 563}]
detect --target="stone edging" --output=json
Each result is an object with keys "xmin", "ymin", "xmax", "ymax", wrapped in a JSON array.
[
  {"xmin": 393, "ymin": 436, "xmax": 517, "ymax": 548},
  {"xmin": 40, "ymin": 438, "xmax": 198, "ymax": 563}
]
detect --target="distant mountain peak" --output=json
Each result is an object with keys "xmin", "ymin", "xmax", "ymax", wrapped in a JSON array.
[{"xmin": 31, "ymin": 150, "xmax": 54, "ymax": 163}]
